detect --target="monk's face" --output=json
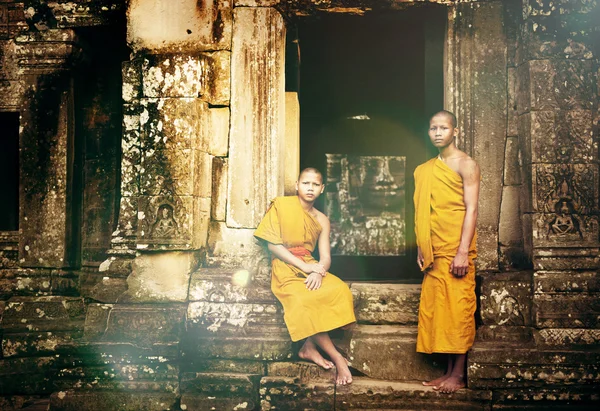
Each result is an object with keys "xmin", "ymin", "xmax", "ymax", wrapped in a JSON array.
[
  {"xmin": 296, "ymin": 171, "xmax": 324, "ymax": 203},
  {"xmin": 428, "ymin": 114, "xmax": 458, "ymax": 149}
]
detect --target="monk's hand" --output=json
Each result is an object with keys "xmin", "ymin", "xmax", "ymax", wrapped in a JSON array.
[
  {"xmin": 304, "ymin": 263, "xmax": 326, "ymax": 277},
  {"xmin": 450, "ymin": 251, "xmax": 469, "ymax": 277},
  {"xmin": 417, "ymin": 247, "xmax": 424, "ymax": 271},
  {"xmin": 304, "ymin": 273, "xmax": 322, "ymax": 290}
]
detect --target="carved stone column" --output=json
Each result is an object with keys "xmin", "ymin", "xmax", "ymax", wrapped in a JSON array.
[
  {"xmin": 445, "ymin": 1, "xmax": 508, "ymax": 271},
  {"xmin": 16, "ymin": 29, "xmax": 84, "ymax": 268}
]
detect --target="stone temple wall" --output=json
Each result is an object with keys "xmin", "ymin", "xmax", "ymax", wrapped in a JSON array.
[{"xmin": 0, "ymin": 0, "xmax": 599, "ymax": 410}]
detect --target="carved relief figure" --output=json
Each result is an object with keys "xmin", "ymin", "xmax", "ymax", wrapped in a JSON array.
[{"xmin": 150, "ymin": 204, "xmax": 179, "ymax": 239}]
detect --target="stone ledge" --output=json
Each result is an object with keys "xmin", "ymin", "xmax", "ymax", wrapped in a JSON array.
[
  {"xmin": 469, "ymin": 342, "xmax": 600, "ymax": 389},
  {"xmin": 350, "ymin": 283, "xmax": 420, "ymax": 325},
  {"xmin": 335, "ymin": 325, "xmax": 445, "ymax": 382},
  {"xmin": 260, "ymin": 376, "xmax": 492, "ymax": 410}
]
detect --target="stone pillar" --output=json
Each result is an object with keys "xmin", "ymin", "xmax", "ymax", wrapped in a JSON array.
[
  {"xmin": 227, "ymin": 6, "xmax": 286, "ymax": 228},
  {"xmin": 445, "ymin": 2, "xmax": 508, "ymax": 271},
  {"xmin": 516, "ymin": 0, "xmax": 600, "ymax": 271},
  {"xmin": 16, "ymin": 30, "xmax": 83, "ymax": 268}
]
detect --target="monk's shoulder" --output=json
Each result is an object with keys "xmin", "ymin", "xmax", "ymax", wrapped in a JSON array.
[
  {"xmin": 457, "ymin": 155, "xmax": 480, "ymax": 181},
  {"xmin": 314, "ymin": 209, "xmax": 330, "ymax": 229}
]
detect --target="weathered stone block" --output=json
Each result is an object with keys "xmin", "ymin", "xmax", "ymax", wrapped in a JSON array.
[
  {"xmin": 267, "ymin": 361, "xmax": 335, "ymax": 383},
  {"xmin": 2, "ymin": 331, "xmax": 83, "ymax": 358},
  {"xmin": 228, "ymin": 7, "xmax": 285, "ymax": 228},
  {"xmin": 492, "ymin": 386, "xmax": 600, "ymax": 410},
  {"xmin": 469, "ymin": 342, "xmax": 600, "ymax": 389},
  {"xmin": 336, "ymin": 378, "xmax": 492, "ymax": 410},
  {"xmin": 118, "ymin": 252, "xmax": 200, "ymax": 303},
  {"xmin": 193, "ymin": 150, "xmax": 212, "ymax": 199},
  {"xmin": 507, "ymin": 67, "xmax": 518, "ymax": 136},
  {"xmin": 533, "ymin": 293, "xmax": 600, "ymax": 328},
  {"xmin": 259, "ymin": 376, "xmax": 334, "ymax": 411},
  {"xmin": 533, "ymin": 247, "xmax": 600, "ymax": 270},
  {"xmin": 2, "ymin": 296, "xmax": 85, "ymax": 330},
  {"xmin": 503, "ymin": 136, "xmax": 521, "ymax": 186},
  {"xmin": 336, "ymin": 325, "xmax": 444, "ymax": 382},
  {"xmin": 526, "ymin": 110, "xmax": 596, "ymax": 164},
  {"xmin": 534, "ymin": 328, "xmax": 600, "ymax": 346},
  {"xmin": 181, "ymin": 332, "xmax": 293, "ymax": 362},
  {"xmin": 534, "ymin": 270, "xmax": 600, "ymax": 293},
  {"xmin": 0, "ymin": 356, "xmax": 63, "ymax": 394},
  {"xmin": 499, "ymin": 186, "xmax": 522, "ymax": 248},
  {"xmin": 83, "ymin": 304, "xmax": 186, "ymax": 347},
  {"xmin": 140, "ymin": 97, "xmax": 204, "ymax": 152},
  {"xmin": 187, "ymin": 301, "xmax": 284, "ymax": 336},
  {"xmin": 141, "ymin": 52, "xmax": 230, "ymax": 104},
  {"xmin": 127, "ymin": 0, "xmax": 232, "ymax": 53},
  {"xmin": 180, "ymin": 372, "xmax": 260, "ymax": 411},
  {"xmin": 350, "ymin": 283, "xmax": 420, "ymax": 325},
  {"xmin": 526, "ymin": 60, "xmax": 595, "ymax": 111},
  {"xmin": 476, "ymin": 325, "xmax": 533, "ymax": 343},
  {"xmin": 260, "ymin": 377, "xmax": 493, "ymax": 411},
  {"xmin": 199, "ymin": 107, "xmax": 229, "ymax": 157},
  {"xmin": 207, "ymin": 222, "xmax": 266, "ymax": 267},
  {"xmin": 182, "ymin": 358, "xmax": 264, "ymax": 375},
  {"xmin": 140, "ymin": 147, "xmax": 196, "ymax": 197},
  {"xmin": 122, "ymin": 59, "xmax": 142, "ymax": 102},
  {"xmin": 211, "ymin": 157, "xmax": 228, "ymax": 221},
  {"xmin": 50, "ymin": 391, "xmax": 178, "ymax": 411},
  {"xmin": 188, "ymin": 267, "xmax": 277, "ymax": 304},
  {"xmin": 477, "ymin": 225, "xmax": 500, "ymax": 271},
  {"xmin": 480, "ymin": 271, "xmax": 532, "ymax": 326}
]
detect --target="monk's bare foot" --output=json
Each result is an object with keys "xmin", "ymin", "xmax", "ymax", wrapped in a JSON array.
[
  {"xmin": 333, "ymin": 358, "xmax": 353, "ymax": 385},
  {"xmin": 434, "ymin": 375, "xmax": 465, "ymax": 393},
  {"xmin": 299, "ymin": 341, "xmax": 334, "ymax": 370},
  {"xmin": 423, "ymin": 373, "xmax": 450, "ymax": 387}
]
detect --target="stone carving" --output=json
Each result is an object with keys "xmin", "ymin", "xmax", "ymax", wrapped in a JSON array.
[
  {"xmin": 325, "ymin": 154, "xmax": 405, "ymax": 256},
  {"xmin": 150, "ymin": 204, "xmax": 179, "ymax": 239}
]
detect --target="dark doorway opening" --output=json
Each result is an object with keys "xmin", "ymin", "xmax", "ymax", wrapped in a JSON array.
[
  {"xmin": 294, "ymin": 6, "xmax": 446, "ymax": 281},
  {"xmin": 0, "ymin": 112, "xmax": 20, "ymax": 231}
]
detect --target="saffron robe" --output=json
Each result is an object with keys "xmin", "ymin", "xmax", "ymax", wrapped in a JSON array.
[
  {"xmin": 254, "ymin": 196, "xmax": 356, "ymax": 342},
  {"xmin": 414, "ymin": 158, "xmax": 477, "ymax": 354}
]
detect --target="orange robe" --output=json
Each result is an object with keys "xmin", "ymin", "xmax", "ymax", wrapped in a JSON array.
[
  {"xmin": 254, "ymin": 196, "xmax": 356, "ymax": 342},
  {"xmin": 414, "ymin": 158, "xmax": 476, "ymax": 354}
]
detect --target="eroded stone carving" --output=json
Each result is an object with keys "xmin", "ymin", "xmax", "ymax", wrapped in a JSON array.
[{"xmin": 325, "ymin": 154, "xmax": 405, "ymax": 256}]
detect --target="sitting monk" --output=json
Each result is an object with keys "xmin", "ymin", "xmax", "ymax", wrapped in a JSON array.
[
  {"xmin": 414, "ymin": 110, "xmax": 480, "ymax": 393},
  {"xmin": 254, "ymin": 167, "xmax": 356, "ymax": 385}
]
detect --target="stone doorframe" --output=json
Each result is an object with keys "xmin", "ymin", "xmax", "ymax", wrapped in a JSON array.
[{"xmin": 280, "ymin": 0, "xmax": 507, "ymax": 271}]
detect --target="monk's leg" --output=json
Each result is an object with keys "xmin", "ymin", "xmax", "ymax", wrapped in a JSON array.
[
  {"xmin": 311, "ymin": 332, "xmax": 353, "ymax": 385},
  {"xmin": 437, "ymin": 353, "xmax": 467, "ymax": 393},
  {"xmin": 298, "ymin": 337, "xmax": 334, "ymax": 369},
  {"xmin": 423, "ymin": 354, "xmax": 452, "ymax": 387}
]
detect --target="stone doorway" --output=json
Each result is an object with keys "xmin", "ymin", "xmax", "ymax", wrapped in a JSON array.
[{"xmin": 291, "ymin": 6, "xmax": 446, "ymax": 281}]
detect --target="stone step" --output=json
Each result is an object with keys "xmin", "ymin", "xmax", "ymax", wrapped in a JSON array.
[
  {"xmin": 335, "ymin": 324, "xmax": 445, "ymax": 382},
  {"xmin": 350, "ymin": 282, "xmax": 421, "ymax": 325},
  {"xmin": 260, "ymin": 376, "xmax": 492, "ymax": 410},
  {"xmin": 468, "ymin": 341, "xmax": 600, "ymax": 389},
  {"xmin": 180, "ymin": 372, "xmax": 261, "ymax": 411}
]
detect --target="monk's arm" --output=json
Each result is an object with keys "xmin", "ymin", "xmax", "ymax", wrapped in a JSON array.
[
  {"xmin": 451, "ymin": 158, "xmax": 480, "ymax": 276},
  {"xmin": 267, "ymin": 243, "xmax": 325, "ymax": 276},
  {"xmin": 317, "ymin": 215, "xmax": 332, "ymax": 272}
]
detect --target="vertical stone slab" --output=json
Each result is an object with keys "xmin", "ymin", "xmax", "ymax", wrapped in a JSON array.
[
  {"xmin": 284, "ymin": 92, "xmax": 300, "ymax": 196},
  {"xmin": 446, "ymin": 2, "xmax": 507, "ymax": 271},
  {"xmin": 228, "ymin": 7, "xmax": 286, "ymax": 228},
  {"xmin": 16, "ymin": 30, "xmax": 82, "ymax": 268}
]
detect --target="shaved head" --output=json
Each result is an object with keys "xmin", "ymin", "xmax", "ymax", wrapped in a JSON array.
[
  {"xmin": 298, "ymin": 167, "xmax": 324, "ymax": 183},
  {"xmin": 430, "ymin": 110, "xmax": 457, "ymax": 128}
]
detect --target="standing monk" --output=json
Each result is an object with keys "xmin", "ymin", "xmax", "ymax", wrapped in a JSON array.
[
  {"xmin": 254, "ymin": 167, "xmax": 356, "ymax": 385},
  {"xmin": 414, "ymin": 110, "xmax": 480, "ymax": 393}
]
